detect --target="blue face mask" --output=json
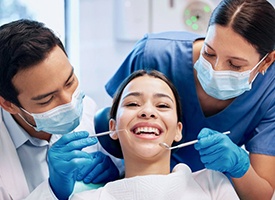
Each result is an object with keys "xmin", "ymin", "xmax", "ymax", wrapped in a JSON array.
[
  {"xmin": 19, "ymin": 87, "xmax": 85, "ymax": 134},
  {"xmin": 194, "ymin": 54, "xmax": 267, "ymax": 100}
]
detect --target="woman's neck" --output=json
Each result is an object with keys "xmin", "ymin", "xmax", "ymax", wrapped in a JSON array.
[{"xmin": 124, "ymin": 155, "xmax": 171, "ymax": 178}]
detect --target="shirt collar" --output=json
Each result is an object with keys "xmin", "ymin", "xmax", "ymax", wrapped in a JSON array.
[{"xmin": 1, "ymin": 108, "xmax": 50, "ymax": 148}]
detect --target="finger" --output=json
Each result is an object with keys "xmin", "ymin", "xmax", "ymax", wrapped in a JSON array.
[
  {"xmin": 64, "ymin": 137, "xmax": 98, "ymax": 151},
  {"xmin": 84, "ymin": 160, "xmax": 112, "ymax": 184},
  {"xmin": 51, "ymin": 136, "xmax": 98, "ymax": 152},
  {"xmin": 195, "ymin": 133, "xmax": 228, "ymax": 150},
  {"xmin": 197, "ymin": 128, "xmax": 221, "ymax": 139},
  {"xmin": 50, "ymin": 157, "xmax": 95, "ymax": 175},
  {"xmin": 48, "ymin": 150, "xmax": 92, "ymax": 166},
  {"xmin": 54, "ymin": 131, "xmax": 90, "ymax": 146},
  {"xmin": 76, "ymin": 152, "xmax": 105, "ymax": 181},
  {"xmin": 82, "ymin": 152, "xmax": 110, "ymax": 183}
]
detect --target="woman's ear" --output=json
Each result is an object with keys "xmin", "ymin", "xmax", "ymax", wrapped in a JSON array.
[
  {"xmin": 0, "ymin": 96, "xmax": 19, "ymax": 114},
  {"xmin": 109, "ymin": 118, "xmax": 119, "ymax": 140},
  {"xmin": 174, "ymin": 122, "xmax": 183, "ymax": 142}
]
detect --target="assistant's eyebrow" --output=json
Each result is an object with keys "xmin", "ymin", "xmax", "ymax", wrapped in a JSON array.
[
  {"xmin": 204, "ymin": 42, "xmax": 248, "ymax": 62},
  {"xmin": 31, "ymin": 67, "xmax": 74, "ymax": 101},
  {"xmin": 204, "ymin": 42, "xmax": 215, "ymax": 51}
]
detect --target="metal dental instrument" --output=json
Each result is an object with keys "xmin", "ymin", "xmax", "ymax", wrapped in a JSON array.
[
  {"xmin": 89, "ymin": 129, "xmax": 126, "ymax": 138},
  {"xmin": 159, "ymin": 131, "xmax": 230, "ymax": 150}
]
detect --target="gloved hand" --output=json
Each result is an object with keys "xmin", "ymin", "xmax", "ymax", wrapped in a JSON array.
[
  {"xmin": 48, "ymin": 131, "xmax": 98, "ymax": 200},
  {"xmin": 82, "ymin": 151, "xmax": 120, "ymax": 184},
  {"xmin": 194, "ymin": 128, "xmax": 250, "ymax": 178}
]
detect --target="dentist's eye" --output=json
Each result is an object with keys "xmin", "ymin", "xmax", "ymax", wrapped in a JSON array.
[{"xmin": 38, "ymin": 96, "xmax": 54, "ymax": 105}]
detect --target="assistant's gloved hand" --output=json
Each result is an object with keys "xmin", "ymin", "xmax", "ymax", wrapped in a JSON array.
[
  {"xmin": 81, "ymin": 151, "xmax": 120, "ymax": 184},
  {"xmin": 194, "ymin": 128, "xmax": 250, "ymax": 178},
  {"xmin": 48, "ymin": 131, "xmax": 98, "ymax": 200}
]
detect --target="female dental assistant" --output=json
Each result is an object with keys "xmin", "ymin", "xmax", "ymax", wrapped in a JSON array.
[{"xmin": 105, "ymin": 0, "xmax": 275, "ymax": 199}]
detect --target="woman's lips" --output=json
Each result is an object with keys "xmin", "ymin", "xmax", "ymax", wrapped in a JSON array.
[{"xmin": 133, "ymin": 126, "xmax": 161, "ymax": 136}]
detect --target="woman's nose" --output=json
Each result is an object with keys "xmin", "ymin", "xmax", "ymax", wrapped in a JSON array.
[{"xmin": 138, "ymin": 106, "xmax": 157, "ymax": 119}]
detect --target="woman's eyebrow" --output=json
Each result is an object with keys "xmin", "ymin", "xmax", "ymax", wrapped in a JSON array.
[
  {"xmin": 122, "ymin": 92, "xmax": 141, "ymax": 100},
  {"xmin": 154, "ymin": 93, "xmax": 174, "ymax": 103},
  {"xmin": 122, "ymin": 92, "xmax": 174, "ymax": 102}
]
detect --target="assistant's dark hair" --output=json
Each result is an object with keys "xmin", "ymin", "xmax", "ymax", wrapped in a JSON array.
[
  {"xmin": 0, "ymin": 19, "xmax": 67, "ymax": 106},
  {"xmin": 110, "ymin": 69, "xmax": 182, "ymax": 123},
  {"xmin": 209, "ymin": 0, "xmax": 275, "ymax": 58}
]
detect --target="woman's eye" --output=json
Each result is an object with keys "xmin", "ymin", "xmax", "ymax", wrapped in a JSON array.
[
  {"xmin": 126, "ymin": 102, "xmax": 139, "ymax": 107},
  {"xmin": 157, "ymin": 103, "xmax": 170, "ymax": 109}
]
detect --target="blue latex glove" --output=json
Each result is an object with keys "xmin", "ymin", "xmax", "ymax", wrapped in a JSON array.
[
  {"xmin": 48, "ymin": 131, "xmax": 98, "ymax": 200},
  {"xmin": 82, "ymin": 151, "xmax": 120, "ymax": 184},
  {"xmin": 194, "ymin": 128, "xmax": 250, "ymax": 178}
]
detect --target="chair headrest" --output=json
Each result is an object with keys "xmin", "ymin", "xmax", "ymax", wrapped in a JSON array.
[{"xmin": 94, "ymin": 107, "xmax": 123, "ymax": 158}]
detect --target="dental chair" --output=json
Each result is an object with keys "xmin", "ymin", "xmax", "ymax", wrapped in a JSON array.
[{"xmin": 94, "ymin": 107, "xmax": 123, "ymax": 158}]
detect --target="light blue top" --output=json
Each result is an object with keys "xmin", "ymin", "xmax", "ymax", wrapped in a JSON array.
[{"xmin": 105, "ymin": 31, "xmax": 275, "ymax": 171}]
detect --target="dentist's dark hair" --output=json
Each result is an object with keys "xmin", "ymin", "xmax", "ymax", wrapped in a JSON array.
[
  {"xmin": 0, "ymin": 19, "xmax": 67, "ymax": 107},
  {"xmin": 209, "ymin": 0, "xmax": 275, "ymax": 58}
]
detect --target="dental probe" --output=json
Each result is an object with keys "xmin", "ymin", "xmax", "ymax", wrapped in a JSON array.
[{"xmin": 159, "ymin": 131, "xmax": 230, "ymax": 150}]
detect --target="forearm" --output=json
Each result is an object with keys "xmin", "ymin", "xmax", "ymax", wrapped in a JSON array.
[{"xmin": 232, "ymin": 165, "xmax": 274, "ymax": 200}]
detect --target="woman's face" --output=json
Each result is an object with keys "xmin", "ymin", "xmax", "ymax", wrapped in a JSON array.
[
  {"xmin": 109, "ymin": 75, "xmax": 182, "ymax": 160},
  {"xmin": 202, "ymin": 25, "xmax": 263, "ymax": 81}
]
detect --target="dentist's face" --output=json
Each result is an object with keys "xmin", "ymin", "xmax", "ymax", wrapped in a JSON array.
[
  {"xmin": 110, "ymin": 75, "xmax": 182, "ymax": 161},
  {"xmin": 12, "ymin": 46, "xmax": 79, "ymax": 127}
]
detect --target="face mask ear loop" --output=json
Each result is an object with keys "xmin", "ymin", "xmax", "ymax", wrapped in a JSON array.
[
  {"xmin": 252, "ymin": 53, "xmax": 269, "ymax": 73},
  {"xmin": 17, "ymin": 113, "xmax": 36, "ymax": 129}
]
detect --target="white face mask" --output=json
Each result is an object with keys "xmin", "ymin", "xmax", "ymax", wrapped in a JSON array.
[
  {"xmin": 194, "ymin": 54, "xmax": 268, "ymax": 100},
  {"xmin": 19, "ymin": 87, "xmax": 85, "ymax": 134}
]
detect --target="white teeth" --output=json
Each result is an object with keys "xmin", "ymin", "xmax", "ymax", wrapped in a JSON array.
[{"xmin": 134, "ymin": 127, "xmax": 160, "ymax": 136}]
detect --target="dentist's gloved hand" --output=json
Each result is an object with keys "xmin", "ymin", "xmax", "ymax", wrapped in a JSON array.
[
  {"xmin": 194, "ymin": 128, "xmax": 250, "ymax": 178},
  {"xmin": 48, "ymin": 131, "xmax": 98, "ymax": 200},
  {"xmin": 82, "ymin": 151, "xmax": 120, "ymax": 184}
]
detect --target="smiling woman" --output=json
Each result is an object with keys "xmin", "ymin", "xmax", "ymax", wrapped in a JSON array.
[{"xmin": 70, "ymin": 70, "xmax": 239, "ymax": 200}]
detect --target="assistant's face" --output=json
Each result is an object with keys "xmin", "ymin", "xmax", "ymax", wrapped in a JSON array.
[
  {"xmin": 202, "ymin": 25, "xmax": 263, "ymax": 81},
  {"xmin": 110, "ymin": 75, "xmax": 182, "ymax": 160},
  {"xmin": 12, "ymin": 46, "xmax": 79, "ymax": 124}
]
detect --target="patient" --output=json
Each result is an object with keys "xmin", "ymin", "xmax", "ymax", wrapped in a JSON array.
[{"xmin": 71, "ymin": 70, "xmax": 239, "ymax": 200}]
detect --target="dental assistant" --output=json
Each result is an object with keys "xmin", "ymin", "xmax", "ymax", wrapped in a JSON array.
[
  {"xmin": 105, "ymin": 0, "xmax": 275, "ymax": 199},
  {"xmin": 0, "ymin": 19, "xmax": 122, "ymax": 200}
]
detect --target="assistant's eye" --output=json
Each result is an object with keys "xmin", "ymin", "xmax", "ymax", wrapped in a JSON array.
[
  {"xmin": 228, "ymin": 61, "xmax": 241, "ymax": 70},
  {"xmin": 203, "ymin": 50, "xmax": 215, "ymax": 58}
]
